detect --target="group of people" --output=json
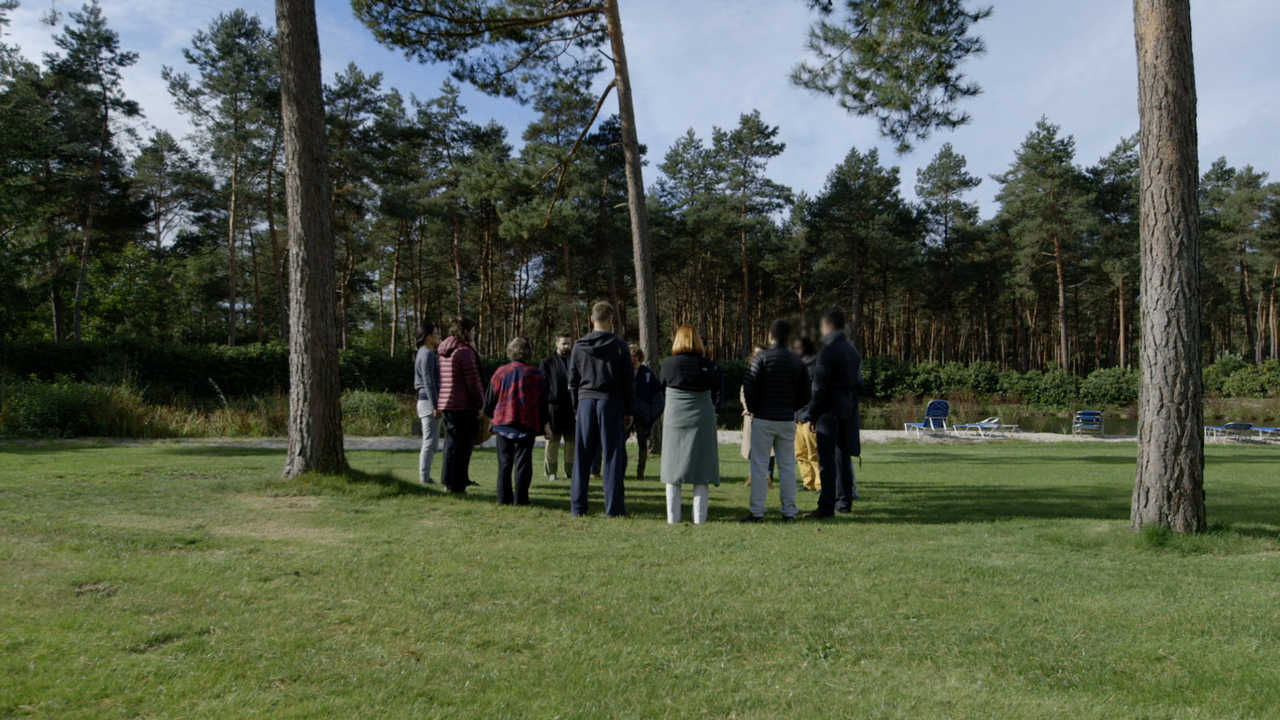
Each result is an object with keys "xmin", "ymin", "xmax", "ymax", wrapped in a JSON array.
[{"xmin": 412, "ymin": 301, "xmax": 863, "ymax": 523}]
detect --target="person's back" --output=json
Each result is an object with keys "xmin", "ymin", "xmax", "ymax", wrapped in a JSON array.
[
  {"xmin": 487, "ymin": 361, "xmax": 548, "ymax": 434},
  {"xmin": 483, "ymin": 338, "xmax": 550, "ymax": 506},
  {"xmin": 743, "ymin": 344, "xmax": 811, "ymax": 422},
  {"xmin": 808, "ymin": 329, "xmax": 860, "ymax": 421},
  {"xmin": 570, "ymin": 331, "xmax": 634, "ymax": 410},
  {"xmin": 803, "ymin": 309, "xmax": 863, "ymax": 518},
  {"xmin": 438, "ymin": 334, "xmax": 484, "ymax": 412},
  {"xmin": 568, "ymin": 302, "xmax": 634, "ymax": 518}
]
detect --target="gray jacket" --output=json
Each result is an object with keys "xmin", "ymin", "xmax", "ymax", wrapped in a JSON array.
[{"xmin": 414, "ymin": 346, "xmax": 441, "ymax": 408}]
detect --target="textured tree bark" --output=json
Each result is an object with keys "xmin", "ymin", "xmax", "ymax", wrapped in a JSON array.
[
  {"xmin": 278, "ymin": 0, "xmax": 348, "ymax": 477},
  {"xmin": 604, "ymin": 0, "xmax": 659, "ymax": 364},
  {"xmin": 1053, "ymin": 234, "xmax": 1070, "ymax": 371},
  {"xmin": 1131, "ymin": 0, "xmax": 1204, "ymax": 532}
]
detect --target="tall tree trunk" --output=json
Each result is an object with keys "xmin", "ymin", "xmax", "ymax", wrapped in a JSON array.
[
  {"xmin": 1118, "ymin": 276, "xmax": 1129, "ymax": 369},
  {"xmin": 1270, "ymin": 263, "xmax": 1278, "ymax": 360},
  {"xmin": 72, "ymin": 109, "xmax": 109, "ymax": 342},
  {"xmin": 1131, "ymin": 0, "xmax": 1204, "ymax": 533},
  {"xmin": 390, "ymin": 225, "xmax": 403, "ymax": 356},
  {"xmin": 227, "ymin": 159, "xmax": 240, "ymax": 346},
  {"xmin": 604, "ymin": 0, "xmax": 659, "ymax": 367},
  {"xmin": 278, "ymin": 0, "xmax": 348, "ymax": 477},
  {"xmin": 1052, "ymin": 234, "xmax": 1070, "ymax": 372},
  {"xmin": 250, "ymin": 233, "xmax": 265, "ymax": 342},
  {"xmin": 71, "ymin": 197, "xmax": 97, "ymax": 342},
  {"xmin": 266, "ymin": 142, "xmax": 290, "ymax": 340},
  {"xmin": 451, "ymin": 215, "xmax": 464, "ymax": 317}
]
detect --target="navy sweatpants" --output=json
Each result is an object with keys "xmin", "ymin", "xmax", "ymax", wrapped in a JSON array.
[{"xmin": 570, "ymin": 397, "xmax": 628, "ymax": 517}]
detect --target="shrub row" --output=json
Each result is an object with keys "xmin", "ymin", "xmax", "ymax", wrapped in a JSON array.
[
  {"xmin": 0, "ymin": 376, "xmax": 419, "ymax": 438},
  {"xmin": 859, "ymin": 358, "xmax": 1142, "ymax": 410},
  {"xmin": 0, "ymin": 341, "xmax": 436, "ymax": 399}
]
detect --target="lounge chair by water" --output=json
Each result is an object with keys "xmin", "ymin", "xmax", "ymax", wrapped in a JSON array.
[
  {"xmin": 904, "ymin": 400, "xmax": 950, "ymax": 437},
  {"xmin": 1205, "ymin": 422, "xmax": 1262, "ymax": 442},
  {"xmin": 1072, "ymin": 411, "xmax": 1104, "ymax": 436},
  {"xmin": 952, "ymin": 417, "xmax": 1020, "ymax": 437}
]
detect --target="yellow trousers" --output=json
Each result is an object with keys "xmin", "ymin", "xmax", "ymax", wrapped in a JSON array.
[{"xmin": 794, "ymin": 422, "xmax": 820, "ymax": 491}]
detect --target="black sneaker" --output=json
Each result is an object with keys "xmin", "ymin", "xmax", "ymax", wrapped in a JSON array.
[
  {"xmin": 836, "ymin": 507, "xmax": 852, "ymax": 514},
  {"xmin": 804, "ymin": 510, "xmax": 835, "ymax": 520},
  {"xmin": 739, "ymin": 515, "xmax": 764, "ymax": 523}
]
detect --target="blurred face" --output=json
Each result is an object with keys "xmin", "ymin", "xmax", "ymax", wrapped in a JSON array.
[
  {"xmin": 820, "ymin": 319, "xmax": 835, "ymax": 336},
  {"xmin": 556, "ymin": 337, "xmax": 572, "ymax": 356},
  {"xmin": 791, "ymin": 338, "xmax": 803, "ymax": 356},
  {"xmin": 631, "ymin": 353, "xmax": 641, "ymax": 369}
]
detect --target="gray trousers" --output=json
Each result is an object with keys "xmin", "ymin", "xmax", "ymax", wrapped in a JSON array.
[
  {"xmin": 417, "ymin": 400, "xmax": 441, "ymax": 484},
  {"xmin": 749, "ymin": 418, "xmax": 798, "ymax": 518}
]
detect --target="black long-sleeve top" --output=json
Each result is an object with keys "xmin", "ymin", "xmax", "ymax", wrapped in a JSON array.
[{"xmin": 659, "ymin": 353, "xmax": 725, "ymax": 410}]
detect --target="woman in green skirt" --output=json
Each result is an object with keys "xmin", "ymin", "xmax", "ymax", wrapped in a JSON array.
[{"xmin": 659, "ymin": 325, "xmax": 724, "ymax": 524}]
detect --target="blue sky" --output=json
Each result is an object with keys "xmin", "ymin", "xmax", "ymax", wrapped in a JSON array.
[{"xmin": 6, "ymin": 0, "xmax": 1279, "ymax": 215}]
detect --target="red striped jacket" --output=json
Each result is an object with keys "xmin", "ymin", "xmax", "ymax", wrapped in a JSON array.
[{"xmin": 437, "ymin": 336, "xmax": 484, "ymax": 411}]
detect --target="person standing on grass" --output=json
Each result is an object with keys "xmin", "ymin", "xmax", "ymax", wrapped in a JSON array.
[
  {"xmin": 630, "ymin": 344, "xmax": 664, "ymax": 481},
  {"xmin": 741, "ymin": 319, "xmax": 811, "ymax": 522},
  {"xmin": 792, "ymin": 336, "xmax": 821, "ymax": 493},
  {"xmin": 740, "ymin": 345, "xmax": 774, "ymax": 489},
  {"xmin": 539, "ymin": 332, "xmax": 576, "ymax": 483},
  {"xmin": 483, "ymin": 337, "xmax": 551, "ymax": 506},
  {"xmin": 660, "ymin": 325, "xmax": 724, "ymax": 525},
  {"xmin": 438, "ymin": 316, "xmax": 485, "ymax": 495},
  {"xmin": 804, "ymin": 309, "xmax": 862, "ymax": 519},
  {"xmin": 569, "ymin": 301, "xmax": 634, "ymax": 518},
  {"xmin": 413, "ymin": 320, "xmax": 443, "ymax": 485}
]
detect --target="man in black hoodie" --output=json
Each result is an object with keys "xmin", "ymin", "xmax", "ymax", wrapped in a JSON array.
[
  {"xmin": 803, "ymin": 308, "xmax": 863, "ymax": 519},
  {"xmin": 568, "ymin": 301, "xmax": 635, "ymax": 517}
]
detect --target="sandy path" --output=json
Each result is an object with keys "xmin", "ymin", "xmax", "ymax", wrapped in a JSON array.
[{"xmin": 113, "ymin": 428, "xmax": 1140, "ymax": 452}]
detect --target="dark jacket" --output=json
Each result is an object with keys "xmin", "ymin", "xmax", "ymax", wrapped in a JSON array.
[
  {"xmin": 803, "ymin": 328, "xmax": 863, "ymax": 456},
  {"xmin": 569, "ymin": 330, "xmax": 635, "ymax": 414},
  {"xmin": 413, "ymin": 346, "xmax": 441, "ymax": 407},
  {"xmin": 743, "ymin": 343, "xmax": 811, "ymax": 422},
  {"xmin": 437, "ymin": 336, "xmax": 484, "ymax": 411},
  {"xmin": 539, "ymin": 352, "xmax": 575, "ymax": 433},
  {"xmin": 796, "ymin": 353, "xmax": 818, "ymax": 423},
  {"xmin": 660, "ymin": 353, "xmax": 725, "ymax": 411},
  {"xmin": 633, "ymin": 364, "xmax": 665, "ymax": 427},
  {"xmin": 483, "ymin": 361, "xmax": 550, "ymax": 435}
]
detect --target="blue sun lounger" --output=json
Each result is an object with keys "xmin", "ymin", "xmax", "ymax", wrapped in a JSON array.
[
  {"xmin": 953, "ymin": 417, "xmax": 1020, "ymax": 437},
  {"xmin": 1204, "ymin": 422, "xmax": 1254, "ymax": 442},
  {"xmin": 1072, "ymin": 411, "xmax": 1104, "ymax": 436},
  {"xmin": 904, "ymin": 400, "xmax": 950, "ymax": 438}
]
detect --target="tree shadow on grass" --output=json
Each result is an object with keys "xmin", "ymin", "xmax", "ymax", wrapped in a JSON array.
[{"xmin": 860, "ymin": 481, "xmax": 1130, "ymax": 524}]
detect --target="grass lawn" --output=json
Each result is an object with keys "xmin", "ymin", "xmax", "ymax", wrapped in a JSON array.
[{"xmin": 1, "ymin": 440, "xmax": 1279, "ymax": 719}]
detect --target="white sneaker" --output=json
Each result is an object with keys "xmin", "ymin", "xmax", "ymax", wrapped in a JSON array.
[{"xmin": 548, "ymin": 474, "xmax": 557, "ymax": 483}]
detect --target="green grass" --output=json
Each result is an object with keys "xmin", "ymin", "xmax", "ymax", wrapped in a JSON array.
[{"xmin": 1, "ymin": 440, "xmax": 1279, "ymax": 719}]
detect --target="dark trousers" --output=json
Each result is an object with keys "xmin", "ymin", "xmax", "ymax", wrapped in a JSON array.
[
  {"xmin": 815, "ymin": 414, "xmax": 858, "ymax": 513},
  {"xmin": 442, "ymin": 409, "xmax": 478, "ymax": 494},
  {"xmin": 634, "ymin": 420, "xmax": 652, "ymax": 477},
  {"xmin": 571, "ymin": 397, "xmax": 627, "ymax": 517},
  {"xmin": 496, "ymin": 433, "xmax": 535, "ymax": 505}
]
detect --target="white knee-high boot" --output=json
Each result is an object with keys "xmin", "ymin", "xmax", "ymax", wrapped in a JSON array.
[
  {"xmin": 692, "ymin": 484, "xmax": 710, "ymax": 525},
  {"xmin": 665, "ymin": 483, "xmax": 682, "ymax": 524}
]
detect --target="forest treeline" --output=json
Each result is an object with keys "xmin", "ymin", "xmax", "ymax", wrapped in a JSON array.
[{"xmin": 3, "ymin": 3, "xmax": 1279, "ymax": 373}]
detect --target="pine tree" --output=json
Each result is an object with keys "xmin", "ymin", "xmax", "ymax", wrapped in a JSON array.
[
  {"xmin": 45, "ymin": 0, "xmax": 141, "ymax": 340},
  {"xmin": 277, "ymin": 0, "xmax": 348, "ymax": 476},
  {"xmin": 994, "ymin": 119, "xmax": 1093, "ymax": 372},
  {"xmin": 710, "ymin": 111, "xmax": 791, "ymax": 356},
  {"xmin": 164, "ymin": 10, "xmax": 277, "ymax": 346},
  {"xmin": 794, "ymin": 0, "xmax": 992, "ymax": 152},
  {"xmin": 351, "ymin": 0, "xmax": 662, "ymax": 365}
]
